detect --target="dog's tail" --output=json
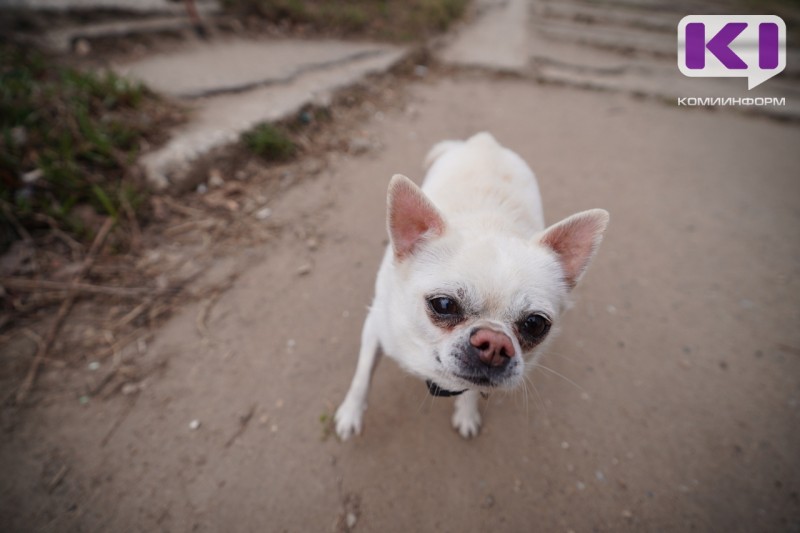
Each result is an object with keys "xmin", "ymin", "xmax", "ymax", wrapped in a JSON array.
[{"xmin": 423, "ymin": 140, "xmax": 462, "ymax": 170}]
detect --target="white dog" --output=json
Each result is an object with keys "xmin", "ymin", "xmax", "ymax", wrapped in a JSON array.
[{"xmin": 335, "ymin": 132, "xmax": 608, "ymax": 439}]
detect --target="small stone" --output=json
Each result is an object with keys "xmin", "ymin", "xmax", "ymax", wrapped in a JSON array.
[
  {"xmin": 414, "ymin": 64, "xmax": 428, "ymax": 77},
  {"xmin": 348, "ymin": 138, "xmax": 371, "ymax": 155},
  {"xmin": 621, "ymin": 509, "xmax": 633, "ymax": 519},
  {"xmin": 235, "ymin": 170, "xmax": 247, "ymax": 180},
  {"xmin": 189, "ymin": 419, "xmax": 201, "ymax": 430},
  {"xmin": 483, "ymin": 494, "xmax": 495, "ymax": 508},
  {"xmin": 606, "ymin": 304, "xmax": 617, "ymax": 314},
  {"xmin": 22, "ymin": 168, "xmax": 43, "ymax": 184},
  {"xmin": 121, "ymin": 383, "xmax": 140, "ymax": 395},
  {"xmin": 87, "ymin": 361, "xmax": 100, "ymax": 371},
  {"xmin": 580, "ymin": 392, "xmax": 591, "ymax": 401},
  {"xmin": 208, "ymin": 168, "xmax": 225, "ymax": 188},
  {"xmin": 302, "ymin": 159, "xmax": 323, "ymax": 176},
  {"xmin": 296, "ymin": 263, "xmax": 312, "ymax": 276},
  {"xmin": 306, "ymin": 237, "xmax": 319, "ymax": 251},
  {"xmin": 196, "ymin": 184, "xmax": 208, "ymax": 194},
  {"xmin": 79, "ymin": 395, "xmax": 89, "ymax": 405},
  {"xmin": 561, "ymin": 441, "xmax": 570, "ymax": 450},
  {"xmin": 576, "ymin": 481, "xmax": 586, "ymax": 491},
  {"xmin": 74, "ymin": 38, "xmax": 91, "ymax": 56},
  {"xmin": 270, "ymin": 424, "xmax": 278, "ymax": 433},
  {"xmin": 595, "ymin": 470, "xmax": 606, "ymax": 482},
  {"xmin": 346, "ymin": 512, "xmax": 357, "ymax": 529},
  {"xmin": 10, "ymin": 126, "xmax": 27, "ymax": 146},
  {"xmin": 255, "ymin": 207, "xmax": 272, "ymax": 220}
]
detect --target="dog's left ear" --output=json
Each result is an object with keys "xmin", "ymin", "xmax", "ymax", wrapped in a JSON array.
[
  {"xmin": 387, "ymin": 174, "xmax": 446, "ymax": 261},
  {"xmin": 537, "ymin": 209, "xmax": 609, "ymax": 289}
]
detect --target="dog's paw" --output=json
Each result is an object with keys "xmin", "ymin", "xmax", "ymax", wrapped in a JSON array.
[
  {"xmin": 452, "ymin": 405, "xmax": 482, "ymax": 439},
  {"xmin": 334, "ymin": 400, "xmax": 365, "ymax": 441}
]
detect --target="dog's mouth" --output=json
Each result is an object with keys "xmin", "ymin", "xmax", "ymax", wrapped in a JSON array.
[
  {"xmin": 455, "ymin": 373, "xmax": 493, "ymax": 386},
  {"xmin": 452, "ymin": 358, "xmax": 518, "ymax": 389}
]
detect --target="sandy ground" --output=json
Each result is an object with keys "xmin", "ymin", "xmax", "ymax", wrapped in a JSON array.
[{"xmin": 2, "ymin": 75, "xmax": 800, "ymax": 532}]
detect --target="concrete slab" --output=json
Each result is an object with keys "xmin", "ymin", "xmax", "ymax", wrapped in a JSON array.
[
  {"xmin": 44, "ymin": 17, "xmax": 196, "ymax": 53},
  {"xmin": 528, "ymin": 0, "xmax": 800, "ymax": 121},
  {"xmin": 140, "ymin": 46, "xmax": 407, "ymax": 190},
  {"xmin": 535, "ymin": 0, "xmax": 679, "ymax": 33},
  {"xmin": 533, "ymin": 19, "xmax": 675, "ymax": 58},
  {"xmin": 117, "ymin": 39, "xmax": 401, "ymax": 98},
  {"xmin": 440, "ymin": 0, "xmax": 529, "ymax": 72},
  {"xmin": 0, "ymin": 0, "xmax": 218, "ymax": 13}
]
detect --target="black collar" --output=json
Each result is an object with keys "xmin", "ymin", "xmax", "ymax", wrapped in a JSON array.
[{"xmin": 425, "ymin": 379, "xmax": 467, "ymax": 397}]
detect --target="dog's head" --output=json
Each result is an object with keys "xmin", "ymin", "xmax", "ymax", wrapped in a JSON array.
[{"xmin": 385, "ymin": 174, "xmax": 608, "ymax": 394}]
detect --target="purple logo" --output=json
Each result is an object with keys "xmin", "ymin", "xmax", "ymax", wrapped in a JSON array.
[{"xmin": 678, "ymin": 16, "xmax": 786, "ymax": 89}]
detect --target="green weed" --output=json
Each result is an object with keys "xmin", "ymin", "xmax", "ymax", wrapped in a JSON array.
[
  {"xmin": 0, "ymin": 44, "xmax": 171, "ymax": 252},
  {"xmin": 242, "ymin": 123, "xmax": 296, "ymax": 161}
]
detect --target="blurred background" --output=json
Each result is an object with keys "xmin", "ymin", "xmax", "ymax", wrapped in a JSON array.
[{"xmin": 1, "ymin": 1, "xmax": 799, "ymax": 531}]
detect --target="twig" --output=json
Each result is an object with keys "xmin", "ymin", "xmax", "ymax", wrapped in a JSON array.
[
  {"xmin": 162, "ymin": 196, "xmax": 204, "ymax": 218},
  {"xmin": 91, "ymin": 329, "xmax": 152, "ymax": 363},
  {"xmin": 1, "ymin": 277, "xmax": 150, "ymax": 298},
  {"xmin": 195, "ymin": 291, "xmax": 221, "ymax": 344},
  {"xmin": 110, "ymin": 298, "xmax": 154, "ymax": 330},
  {"xmin": 101, "ymin": 396, "xmax": 137, "ymax": 447},
  {"xmin": 46, "ymin": 465, "xmax": 69, "ymax": 494},
  {"xmin": 224, "ymin": 403, "xmax": 257, "ymax": 448},
  {"xmin": 0, "ymin": 200, "xmax": 33, "ymax": 242},
  {"xmin": 164, "ymin": 219, "xmax": 216, "ymax": 237},
  {"xmin": 32, "ymin": 213, "xmax": 84, "ymax": 258},
  {"xmin": 15, "ymin": 217, "xmax": 115, "ymax": 404},
  {"xmin": 120, "ymin": 196, "xmax": 142, "ymax": 252}
]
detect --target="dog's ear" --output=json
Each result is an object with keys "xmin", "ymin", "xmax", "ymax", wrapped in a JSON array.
[
  {"xmin": 387, "ymin": 174, "xmax": 446, "ymax": 261},
  {"xmin": 537, "ymin": 209, "xmax": 609, "ymax": 289}
]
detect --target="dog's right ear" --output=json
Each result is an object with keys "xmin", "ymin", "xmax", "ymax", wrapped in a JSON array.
[{"xmin": 387, "ymin": 174, "xmax": 446, "ymax": 261}]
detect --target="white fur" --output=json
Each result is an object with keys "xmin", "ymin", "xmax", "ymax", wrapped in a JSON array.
[{"xmin": 335, "ymin": 133, "xmax": 608, "ymax": 440}]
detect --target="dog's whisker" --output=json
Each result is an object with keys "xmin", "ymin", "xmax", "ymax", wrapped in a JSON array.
[
  {"xmin": 545, "ymin": 349, "xmax": 583, "ymax": 366},
  {"xmin": 524, "ymin": 372, "xmax": 548, "ymax": 422},
  {"xmin": 534, "ymin": 363, "xmax": 587, "ymax": 394}
]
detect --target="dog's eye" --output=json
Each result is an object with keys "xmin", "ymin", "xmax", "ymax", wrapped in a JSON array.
[
  {"xmin": 428, "ymin": 297, "xmax": 460, "ymax": 316},
  {"xmin": 520, "ymin": 313, "xmax": 551, "ymax": 341}
]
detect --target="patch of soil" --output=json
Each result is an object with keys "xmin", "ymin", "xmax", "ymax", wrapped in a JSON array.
[{"xmin": 0, "ymin": 54, "xmax": 422, "ymax": 417}]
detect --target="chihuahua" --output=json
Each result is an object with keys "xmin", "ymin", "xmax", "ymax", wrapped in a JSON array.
[{"xmin": 335, "ymin": 132, "xmax": 608, "ymax": 439}]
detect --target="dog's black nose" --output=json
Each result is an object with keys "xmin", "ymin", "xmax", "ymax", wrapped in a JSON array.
[{"xmin": 470, "ymin": 328, "xmax": 515, "ymax": 367}]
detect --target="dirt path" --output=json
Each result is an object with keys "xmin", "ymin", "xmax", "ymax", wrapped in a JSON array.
[{"xmin": 2, "ymin": 72, "xmax": 799, "ymax": 532}]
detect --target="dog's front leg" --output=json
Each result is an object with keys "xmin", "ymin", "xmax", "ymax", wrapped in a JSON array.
[
  {"xmin": 452, "ymin": 389, "xmax": 482, "ymax": 438},
  {"xmin": 335, "ymin": 310, "xmax": 381, "ymax": 440}
]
